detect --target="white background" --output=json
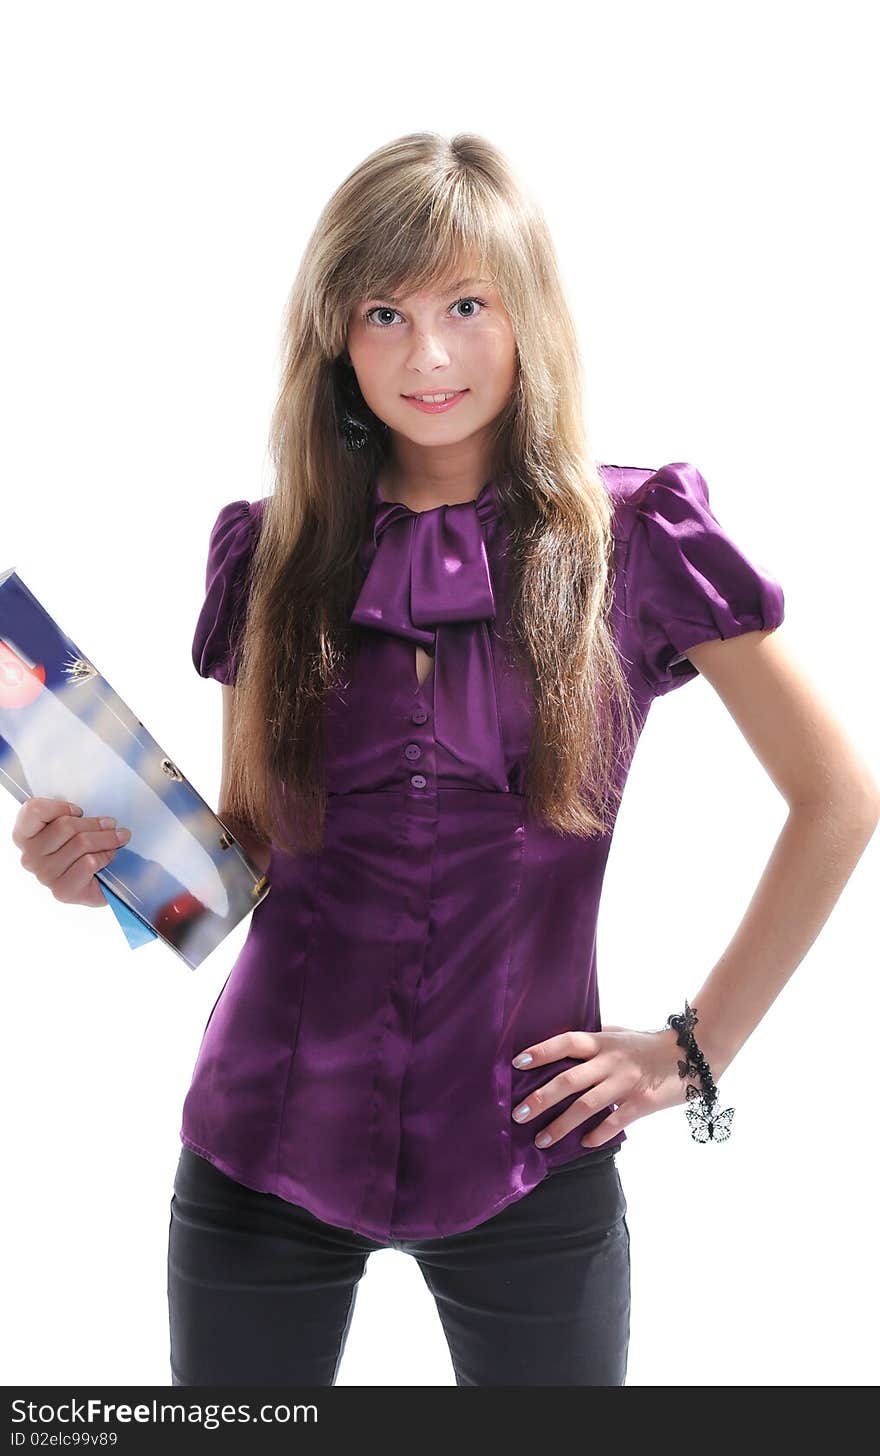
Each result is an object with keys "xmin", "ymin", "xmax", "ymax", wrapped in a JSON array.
[{"xmin": 1, "ymin": 0, "xmax": 877, "ymax": 1388}]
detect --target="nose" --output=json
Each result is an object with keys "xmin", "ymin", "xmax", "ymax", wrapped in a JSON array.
[{"xmin": 404, "ymin": 330, "xmax": 453, "ymax": 373}]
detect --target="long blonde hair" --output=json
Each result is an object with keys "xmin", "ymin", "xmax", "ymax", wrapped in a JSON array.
[{"xmin": 223, "ymin": 131, "xmax": 640, "ymax": 855}]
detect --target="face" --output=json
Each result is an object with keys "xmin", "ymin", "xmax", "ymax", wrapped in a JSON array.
[{"xmin": 345, "ymin": 273, "xmax": 518, "ymax": 449}]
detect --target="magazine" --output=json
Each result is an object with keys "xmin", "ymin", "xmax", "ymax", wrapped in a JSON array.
[{"xmin": 0, "ymin": 567, "xmax": 270, "ymax": 969}]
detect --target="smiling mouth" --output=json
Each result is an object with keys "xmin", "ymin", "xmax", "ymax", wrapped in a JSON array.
[{"xmin": 403, "ymin": 389, "xmax": 468, "ymax": 401}]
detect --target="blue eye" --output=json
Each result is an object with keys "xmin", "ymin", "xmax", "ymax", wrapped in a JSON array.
[
  {"xmin": 364, "ymin": 305, "xmax": 403, "ymax": 328},
  {"xmin": 450, "ymin": 296, "xmax": 485, "ymax": 319},
  {"xmin": 363, "ymin": 296, "xmax": 487, "ymax": 328}
]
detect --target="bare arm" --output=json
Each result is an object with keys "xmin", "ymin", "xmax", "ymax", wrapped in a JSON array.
[
  {"xmin": 673, "ymin": 626, "xmax": 880, "ymax": 1076},
  {"xmin": 216, "ymin": 682, "xmax": 272, "ymax": 877}
]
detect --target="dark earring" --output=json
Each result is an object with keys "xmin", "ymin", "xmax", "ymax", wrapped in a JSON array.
[
  {"xmin": 336, "ymin": 353, "xmax": 388, "ymax": 450},
  {"xmin": 341, "ymin": 413, "xmax": 370, "ymax": 451}
]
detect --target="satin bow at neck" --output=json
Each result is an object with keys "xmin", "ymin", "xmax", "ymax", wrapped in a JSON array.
[
  {"xmin": 350, "ymin": 475, "xmax": 508, "ymax": 789},
  {"xmin": 351, "ymin": 476, "xmax": 501, "ymax": 645}
]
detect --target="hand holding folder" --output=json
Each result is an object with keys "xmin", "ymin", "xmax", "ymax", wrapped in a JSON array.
[{"xmin": 0, "ymin": 566, "xmax": 270, "ymax": 969}]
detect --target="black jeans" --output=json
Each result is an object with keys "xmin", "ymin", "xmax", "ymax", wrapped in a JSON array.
[{"xmin": 167, "ymin": 1143, "xmax": 631, "ymax": 1387}]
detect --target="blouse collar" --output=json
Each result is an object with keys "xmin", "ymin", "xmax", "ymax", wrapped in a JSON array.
[
  {"xmin": 368, "ymin": 472, "xmax": 501, "ymax": 528},
  {"xmin": 351, "ymin": 475, "xmax": 502, "ymax": 644}
]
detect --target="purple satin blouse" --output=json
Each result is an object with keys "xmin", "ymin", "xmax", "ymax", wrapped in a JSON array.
[{"xmin": 180, "ymin": 460, "xmax": 785, "ymax": 1242}]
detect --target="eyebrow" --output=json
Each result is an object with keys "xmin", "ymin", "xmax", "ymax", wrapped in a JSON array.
[{"xmin": 371, "ymin": 278, "xmax": 493, "ymax": 305}]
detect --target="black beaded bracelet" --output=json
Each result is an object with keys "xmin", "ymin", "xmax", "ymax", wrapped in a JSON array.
[{"xmin": 666, "ymin": 1000, "xmax": 735, "ymax": 1142}]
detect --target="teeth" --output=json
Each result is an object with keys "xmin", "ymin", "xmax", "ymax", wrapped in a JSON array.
[{"xmin": 411, "ymin": 391, "xmax": 460, "ymax": 403}]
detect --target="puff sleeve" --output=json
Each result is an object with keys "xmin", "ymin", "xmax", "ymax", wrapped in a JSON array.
[
  {"xmin": 623, "ymin": 462, "xmax": 785, "ymax": 696},
  {"xmin": 191, "ymin": 499, "xmax": 258, "ymax": 685}
]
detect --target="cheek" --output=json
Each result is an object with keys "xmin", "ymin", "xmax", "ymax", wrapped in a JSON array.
[
  {"xmin": 477, "ymin": 331, "xmax": 518, "ymax": 397},
  {"xmin": 348, "ymin": 345, "xmax": 389, "ymax": 403}
]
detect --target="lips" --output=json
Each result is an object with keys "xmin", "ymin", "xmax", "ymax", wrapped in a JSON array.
[
  {"xmin": 403, "ymin": 390, "xmax": 466, "ymax": 399},
  {"xmin": 401, "ymin": 389, "xmax": 470, "ymax": 414}
]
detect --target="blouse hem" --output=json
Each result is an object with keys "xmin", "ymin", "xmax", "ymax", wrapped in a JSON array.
[{"xmin": 177, "ymin": 1131, "xmax": 625, "ymax": 1246}]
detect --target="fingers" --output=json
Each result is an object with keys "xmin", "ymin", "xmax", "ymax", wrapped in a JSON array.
[
  {"xmin": 14, "ymin": 797, "xmax": 131, "ymax": 906},
  {"xmin": 12, "ymin": 796, "xmax": 83, "ymax": 849},
  {"xmin": 513, "ymin": 1064, "xmax": 633, "ymax": 1149},
  {"xmin": 511, "ymin": 1028, "xmax": 598, "ymax": 1069},
  {"xmin": 580, "ymin": 1109, "xmax": 628, "ymax": 1149},
  {"xmin": 81, "ymin": 879, "xmax": 112, "ymax": 909},
  {"xmin": 43, "ymin": 828, "xmax": 129, "ymax": 904},
  {"xmin": 512, "ymin": 1051, "xmax": 613, "ymax": 1125}
]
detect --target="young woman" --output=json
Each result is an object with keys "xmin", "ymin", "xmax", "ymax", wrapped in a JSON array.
[{"xmin": 14, "ymin": 131, "xmax": 879, "ymax": 1387}]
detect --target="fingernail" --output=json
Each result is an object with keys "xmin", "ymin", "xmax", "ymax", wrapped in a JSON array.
[
  {"xmin": 536, "ymin": 1133, "xmax": 552, "ymax": 1148},
  {"xmin": 99, "ymin": 817, "xmax": 116, "ymax": 829},
  {"xmin": 512, "ymin": 1053, "xmax": 533, "ymax": 1067},
  {"xmin": 513, "ymin": 1103, "xmax": 531, "ymax": 1121}
]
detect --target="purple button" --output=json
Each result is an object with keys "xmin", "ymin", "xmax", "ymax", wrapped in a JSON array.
[
  {"xmin": 410, "ymin": 773, "xmax": 427, "ymax": 789},
  {"xmin": 411, "ymin": 707, "xmax": 428, "ymax": 724},
  {"xmin": 404, "ymin": 743, "xmax": 422, "ymax": 761}
]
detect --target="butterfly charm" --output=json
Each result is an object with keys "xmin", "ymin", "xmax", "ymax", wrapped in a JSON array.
[
  {"xmin": 677, "ymin": 1001, "xmax": 699, "ymax": 1038},
  {"xmin": 685, "ymin": 1091, "xmax": 736, "ymax": 1143}
]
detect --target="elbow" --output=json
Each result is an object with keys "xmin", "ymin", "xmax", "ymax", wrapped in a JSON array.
[
  {"xmin": 852, "ymin": 773, "xmax": 880, "ymax": 830},
  {"xmin": 863, "ymin": 786, "xmax": 880, "ymax": 835},
  {"xmin": 789, "ymin": 779, "xmax": 880, "ymax": 834},
  {"xmin": 836, "ymin": 785, "xmax": 879, "ymax": 839}
]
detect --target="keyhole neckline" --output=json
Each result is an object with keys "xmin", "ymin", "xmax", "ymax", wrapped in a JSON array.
[{"xmin": 413, "ymin": 644, "xmax": 435, "ymax": 696}]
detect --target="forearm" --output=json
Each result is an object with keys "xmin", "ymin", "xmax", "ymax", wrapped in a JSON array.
[{"xmin": 681, "ymin": 792, "xmax": 879, "ymax": 1079}]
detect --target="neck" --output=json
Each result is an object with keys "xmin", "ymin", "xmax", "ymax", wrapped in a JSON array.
[
  {"xmin": 379, "ymin": 468, "xmax": 493, "ymax": 512},
  {"xmin": 378, "ymin": 439, "xmax": 494, "ymax": 512}
]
